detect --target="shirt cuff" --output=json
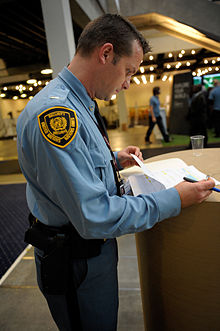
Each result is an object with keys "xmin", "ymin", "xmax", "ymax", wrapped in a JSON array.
[
  {"xmin": 114, "ymin": 151, "xmax": 123, "ymax": 170},
  {"xmin": 151, "ymin": 187, "xmax": 181, "ymax": 221}
]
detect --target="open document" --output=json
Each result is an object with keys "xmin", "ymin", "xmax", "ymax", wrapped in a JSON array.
[{"xmin": 128, "ymin": 154, "xmax": 220, "ymax": 196}]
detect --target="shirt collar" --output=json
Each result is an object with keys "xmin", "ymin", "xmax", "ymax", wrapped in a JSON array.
[{"xmin": 58, "ymin": 66, "xmax": 96, "ymax": 112}]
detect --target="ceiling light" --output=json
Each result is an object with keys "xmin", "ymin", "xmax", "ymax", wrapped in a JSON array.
[
  {"xmin": 179, "ymin": 53, "xmax": 183, "ymax": 58},
  {"xmin": 13, "ymin": 96, "xmax": 18, "ymax": 100},
  {"xmin": 38, "ymin": 81, "xmax": 42, "ymax": 85},
  {"xmin": 133, "ymin": 77, "xmax": 140, "ymax": 85},
  {"xmin": 3, "ymin": 87, "xmax": 7, "ymax": 91},
  {"xmin": 212, "ymin": 60, "xmax": 216, "ymax": 64},
  {"xmin": 204, "ymin": 59, "xmax": 208, "ymax": 64},
  {"xmin": 208, "ymin": 67, "xmax": 212, "ymax": 71},
  {"xmin": 27, "ymin": 79, "xmax": 37, "ymax": 84},
  {"xmin": 149, "ymin": 55, "xmax": 154, "ymax": 60},
  {"xmin": 29, "ymin": 96, "xmax": 34, "ymax": 100},
  {"xmin": 166, "ymin": 64, "xmax": 171, "ymax": 69},
  {"xmin": 150, "ymin": 75, "xmax": 154, "ymax": 83},
  {"xmin": 162, "ymin": 75, "xmax": 167, "ymax": 81},
  {"xmin": 181, "ymin": 50, "xmax": 185, "ymax": 54},
  {"xmin": 111, "ymin": 94, "xmax": 116, "ymax": 100},
  {"xmin": 0, "ymin": 93, "xmax": 6, "ymax": 97},
  {"xmin": 21, "ymin": 93, "xmax": 27, "ymax": 98},
  {"xmin": 29, "ymin": 87, "xmax": 33, "ymax": 91},
  {"xmin": 141, "ymin": 75, "xmax": 147, "ymax": 84},
  {"xmin": 186, "ymin": 62, "xmax": 191, "ymax": 66},
  {"xmin": 191, "ymin": 50, "xmax": 196, "ymax": 54},
  {"xmin": 150, "ymin": 66, "xmax": 154, "ymax": 71},
  {"xmin": 140, "ymin": 66, "xmax": 145, "ymax": 73},
  {"xmin": 168, "ymin": 53, "xmax": 173, "ymax": 58},
  {"xmin": 192, "ymin": 72, "xmax": 196, "ymax": 76},
  {"xmin": 215, "ymin": 67, "xmax": 219, "ymax": 71},
  {"xmin": 41, "ymin": 69, "xmax": 53, "ymax": 75},
  {"xmin": 217, "ymin": 57, "xmax": 220, "ymax": 61}
]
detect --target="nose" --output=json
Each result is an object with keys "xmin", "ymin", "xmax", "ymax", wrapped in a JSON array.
[{"xmin": 122, "ymin": 77, "xmax": 131, "ymax": 90}]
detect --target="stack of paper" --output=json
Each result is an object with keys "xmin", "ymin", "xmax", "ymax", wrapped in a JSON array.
[{"xmin": 128, "ymin": 154, "xmax": 220, "ymax": 196}]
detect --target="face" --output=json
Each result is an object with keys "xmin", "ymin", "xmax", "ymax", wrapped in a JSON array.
[{"xmin": 96, "ymin": 40, "xmax": 143, "ymax": 101}]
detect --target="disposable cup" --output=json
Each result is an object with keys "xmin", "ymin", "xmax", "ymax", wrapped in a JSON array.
[{"xmin": 190, "ymin": 135, "xmax": 205, "ymax": 156}]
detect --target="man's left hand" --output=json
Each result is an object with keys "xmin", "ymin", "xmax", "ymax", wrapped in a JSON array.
[{"xmin": 117, "ymin": 146, "xmax": 143, "ymax": 169}]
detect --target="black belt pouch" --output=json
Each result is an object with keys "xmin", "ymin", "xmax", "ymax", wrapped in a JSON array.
[{"xmin": 25, "ymin": 223, "xmax": 70, "ymax": 295}]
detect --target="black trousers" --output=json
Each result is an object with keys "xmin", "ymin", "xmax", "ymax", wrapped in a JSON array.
[{"xmin": 145, "ymin": 115, "xmax": 169, "ymax": 142}]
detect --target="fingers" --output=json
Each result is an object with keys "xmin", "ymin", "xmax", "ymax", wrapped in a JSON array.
[
  {"xmin": 200, "ymin": 178, "xmax": 215, "ymax": 190},
  {"xmin": 124, "ymin": 146, "xmax": 143, "ymax": 162},
  {"xmin": 135, "ymin": 150, "xmax": 143, "ymax": 161},
  {"xmin": 132, "ymin": 147, "xmax": 143, "ymax": 161}
]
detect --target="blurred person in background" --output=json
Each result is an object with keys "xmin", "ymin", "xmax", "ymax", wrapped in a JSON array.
[
  {"xmin": 209, "ymin": 79, "xmax": 220, "ymax": 137},
  {"xmin": 188, "ymin": 84, "xmax": 208, "ymax": 147},
  {"xmin": 145, "ymin": 86, "xmax": 170, "ymax": 144}
]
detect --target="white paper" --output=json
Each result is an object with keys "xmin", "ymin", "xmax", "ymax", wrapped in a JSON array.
[
  {"xmin": 130, "ymin": 153, "xmax": 155, "ymax": 178},
  {"xmin": 130, "ymin": 154, "xmax": 220, "ymax": 190},
  {"xmin": 129, "ymin": 174, "xmax": 165, "ymax": 196}
]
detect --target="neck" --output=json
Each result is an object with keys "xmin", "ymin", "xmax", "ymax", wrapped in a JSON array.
[{"xmin": 68, "ymin": 54, "xmax": 98, "ymax": 99}]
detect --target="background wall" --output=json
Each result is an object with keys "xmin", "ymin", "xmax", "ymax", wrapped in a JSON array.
[
  {"xmin": 124, "ymin": 79, "xmax": 173, "ymax": 111},
  {"xmin": 0, "ymin": 78, "xmax": 173, "ymax": 133},
  {"xmin": 0, "ymin": 99, "xmax": 28, "ymax": 119}
]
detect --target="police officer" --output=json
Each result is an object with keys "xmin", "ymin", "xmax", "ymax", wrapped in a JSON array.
[{"xmin": 17, "ymin": 14, "xmax": 214, "ymax": 331}]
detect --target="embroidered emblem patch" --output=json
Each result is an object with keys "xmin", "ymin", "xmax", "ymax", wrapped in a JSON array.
[{"xmin": 38, "ymin": 107, "xmax": 78, "ymax": 148}]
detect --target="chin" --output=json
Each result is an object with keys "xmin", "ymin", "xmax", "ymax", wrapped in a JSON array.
[{"xmin": 103, "ymin": 96, "xmax": 111, "ymax": 101}]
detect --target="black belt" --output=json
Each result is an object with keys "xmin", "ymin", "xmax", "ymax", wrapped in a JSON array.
[{"xmin": 25, "ymin": 213, "xmax": 105, "ymax": 258}]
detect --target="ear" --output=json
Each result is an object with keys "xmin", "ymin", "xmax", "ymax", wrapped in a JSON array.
[{"xmin": 98, "ymin": 43, "xmax": 114, "ymax": 64}]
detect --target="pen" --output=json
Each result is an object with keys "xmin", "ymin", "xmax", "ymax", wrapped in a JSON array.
[{"xmin": 183, "ymin": 177, "xmax": 220, "ymax": 193}]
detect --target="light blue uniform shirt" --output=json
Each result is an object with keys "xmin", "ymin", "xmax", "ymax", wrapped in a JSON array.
[
  {"xmin": 209, "ymin": 86, "xmax": 220, "ymax": 110},
  {"xmin": 150, "ymin": 95, "xmax": 160, "ymax": 117},
  {"xmin": 16, "ymin": 67, "xmax": 181, "ymax": 239}
]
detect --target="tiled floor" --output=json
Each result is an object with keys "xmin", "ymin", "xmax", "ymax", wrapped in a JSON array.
[
  {"xmin": 0, "ymin": 126, "xmax": 158, "ymax": 330},
  {"xmin": 0, "ymin": 236, "xmax": 144, "ymax": 330}
]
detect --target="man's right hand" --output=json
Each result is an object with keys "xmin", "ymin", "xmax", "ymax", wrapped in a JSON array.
[{"xmin": 175, "ymin": 178, "xmax": 215, "ymax": 208}]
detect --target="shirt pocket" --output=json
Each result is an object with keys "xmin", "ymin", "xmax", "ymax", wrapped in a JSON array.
[{"xmin": 90, "ymin": 147, "xmax": 115, "ymax": 191}]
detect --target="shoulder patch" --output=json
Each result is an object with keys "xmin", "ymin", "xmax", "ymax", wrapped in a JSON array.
[{"xmin": 38, "ymin": 107, "xmax": 78, "ymax": 148}]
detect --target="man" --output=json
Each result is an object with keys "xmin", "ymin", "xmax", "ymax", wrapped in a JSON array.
[
  {"xmin": 16, "ymin": 14, "xmax": 214, "ymax": 331},
  {"xmin": 209, "ymin": 79, "xmax": 220, "ymax": 137},
  {"xmin": 145, "ymin": 86, "xmax": 170, "ymax": 143},
  {"xmin": 188, "ymin": 84, "xmax": 208, "ymax": 147}
]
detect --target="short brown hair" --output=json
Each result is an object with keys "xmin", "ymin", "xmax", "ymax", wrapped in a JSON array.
[
  {"xmin": 76, "ymin": 14, "xmax": 150, "ymax": 59},
  {"xmin": 153, "ymin": 87, "xmax": 160, "ymax": 95}
]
